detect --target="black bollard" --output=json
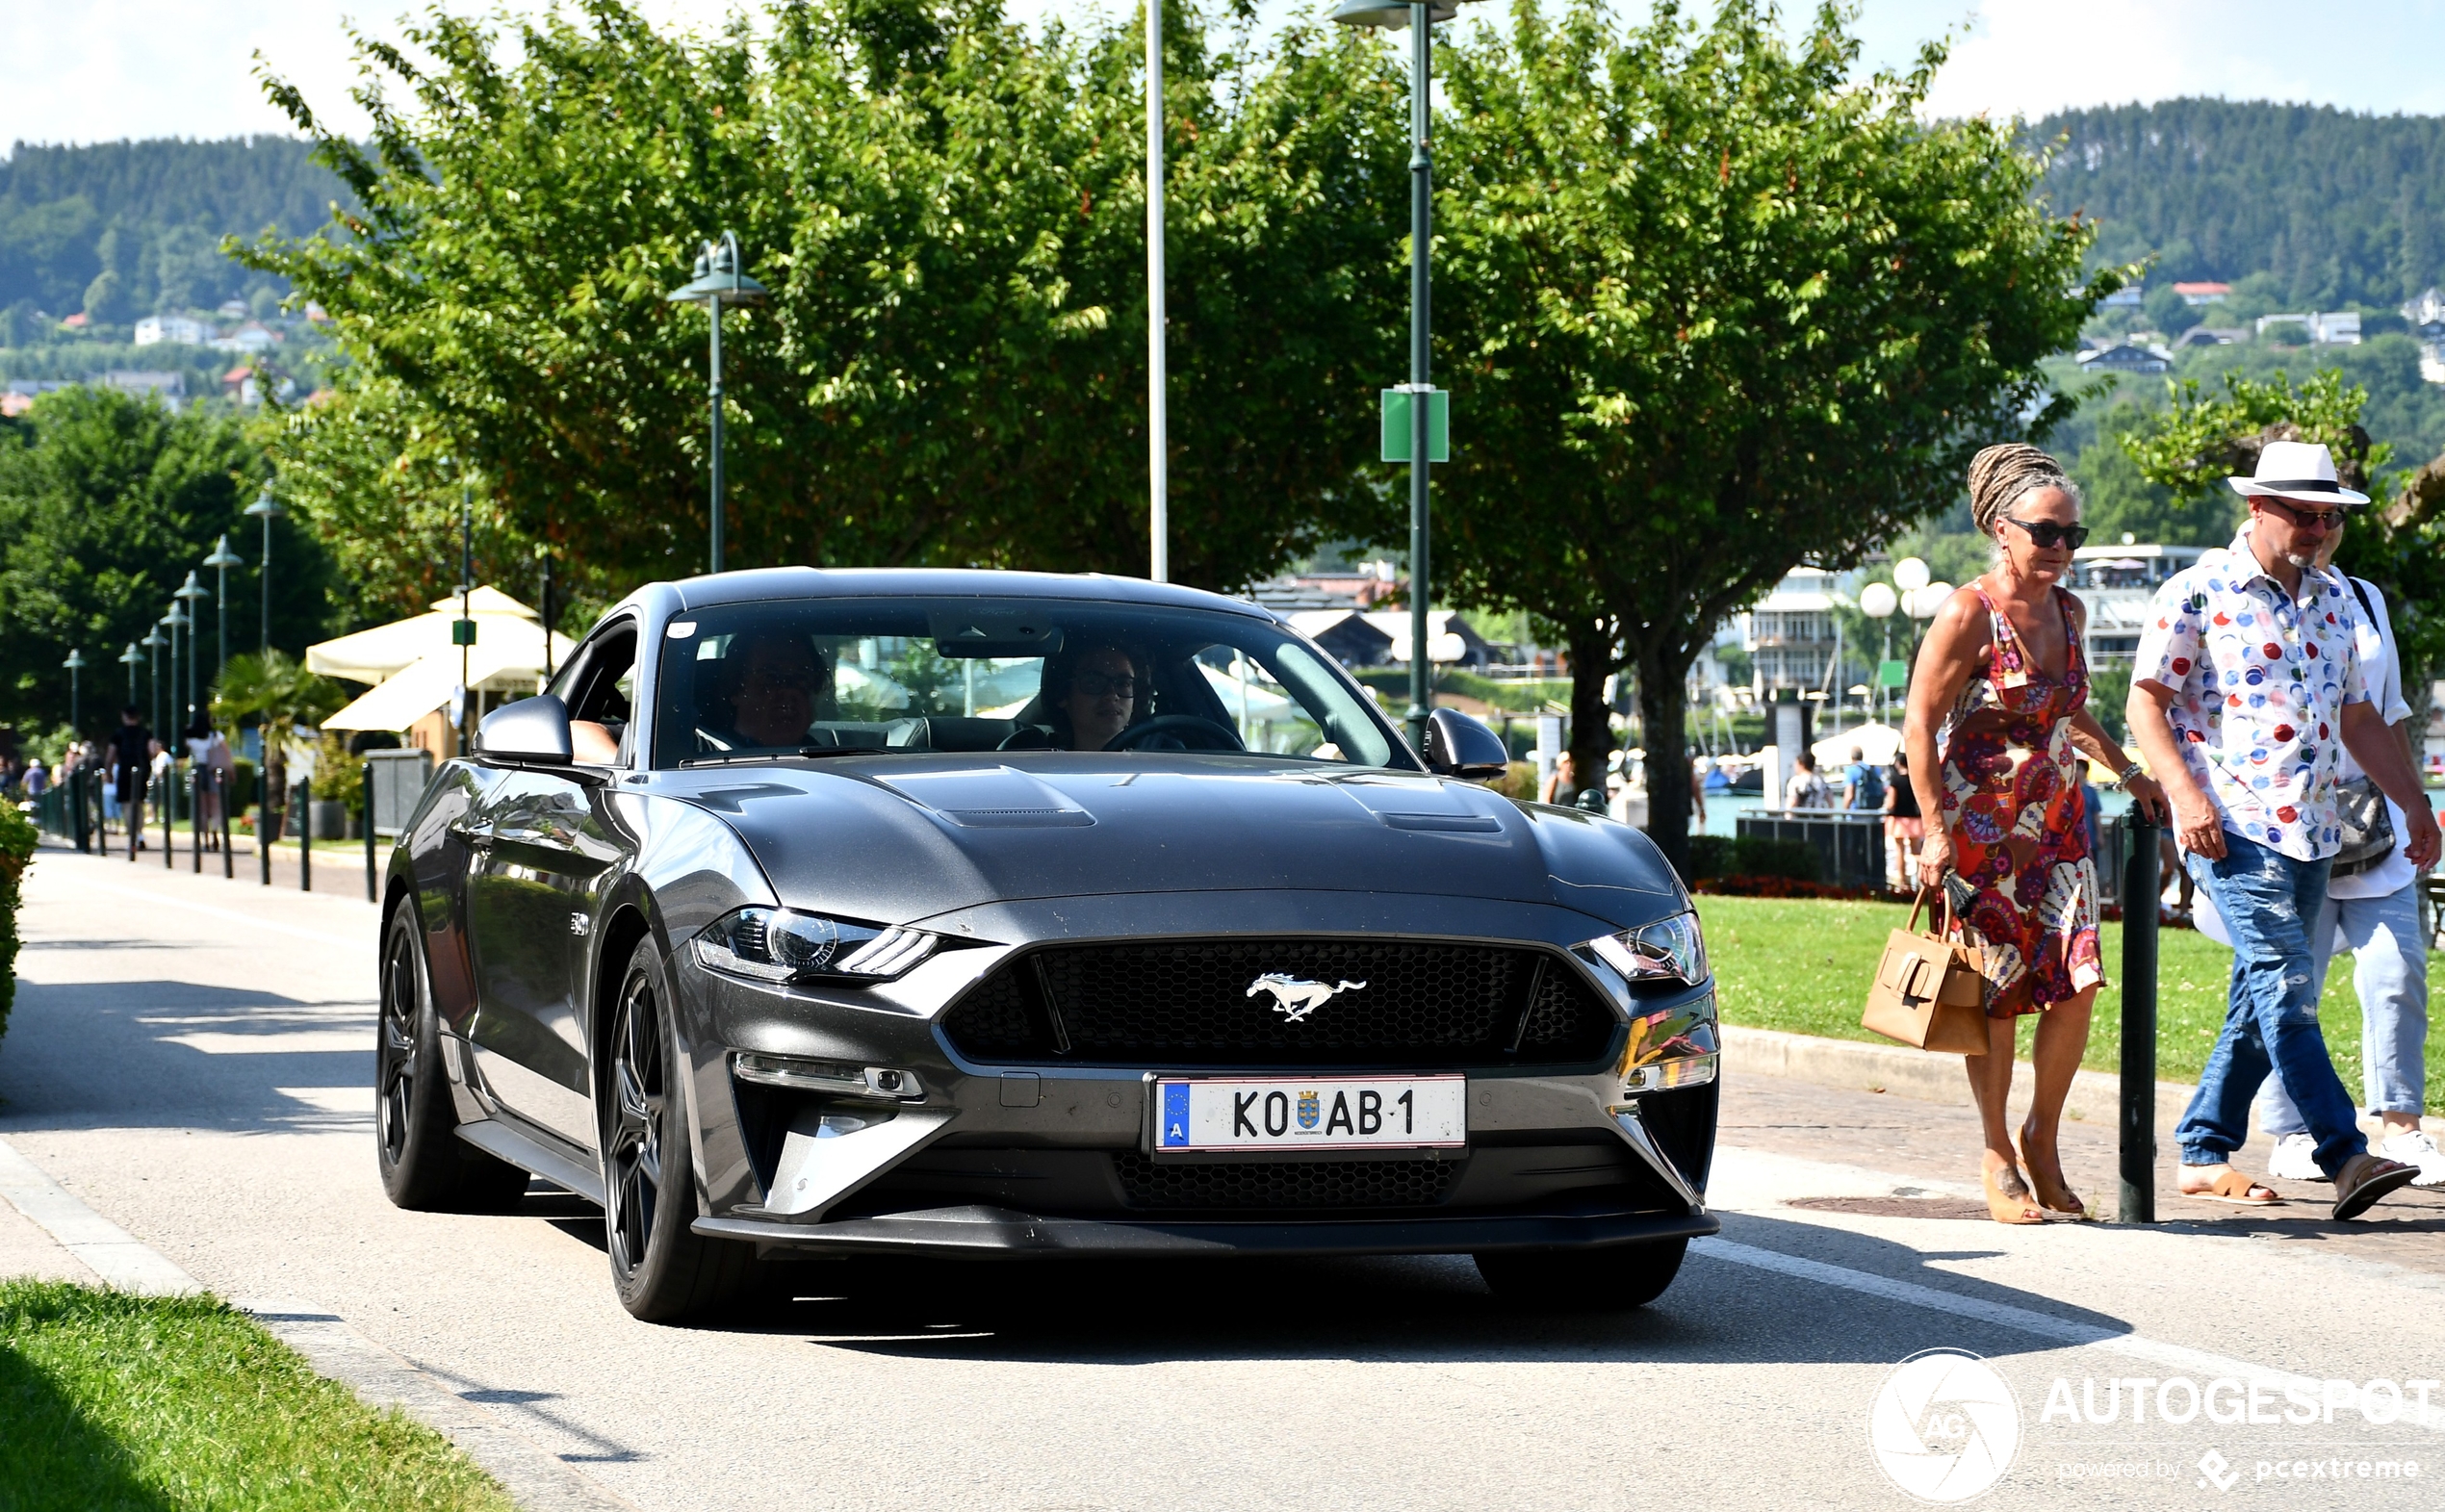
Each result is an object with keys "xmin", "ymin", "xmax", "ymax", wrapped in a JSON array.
[
  {"xmin": 364, "ymin": 762, "xmax": 376, "ymax": 903},
  {"xmin": 191, "ymin": 765, "xmax": 202, "ymax": 873},
  {"xmin": 2120, "ymin": 818, "xmax": 2161, "ymax": 1224},
  {"xmin": 219, "ymin": 766, "xmax": 234, "ymax": 879},
  {"xmin": 297, "ymin": 776, "xmax": 312, "ymax": 893},
  {"xmin": 71, "ymin": 767, "xmax": 90, "ymax": 853},
  {"xmin": 162, "ymin": 762, "xmax": 173, "ymax": 870}
]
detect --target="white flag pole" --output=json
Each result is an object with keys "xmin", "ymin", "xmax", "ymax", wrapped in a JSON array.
[{"xmin": 1146, "ymin": 0, "xmax": 1169, "ymax": 583}]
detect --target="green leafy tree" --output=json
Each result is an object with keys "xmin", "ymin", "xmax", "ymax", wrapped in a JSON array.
[
  {"xmin": 0, "ymin": 387, "xmax": 335, "ymax": 743},
  {"xmin": 239, "ymin": 0, "xmax": 1405, "ymax": 614},
  {"xmin": 211, "ymin": 649, "xmax": 347, "ymax": 814},
  {"xmin": 2123, "ymin": 366, "xmax": 2445, "ymax": 697},
  {"xmin": 1429, "ymin": 0, "xmax": 2106, "ymax": 874}
]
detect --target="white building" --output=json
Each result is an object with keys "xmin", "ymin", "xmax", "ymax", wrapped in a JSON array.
[
  {"xmin": 133, "ymin": 314, "xmax": 212, "ymax": 346},
  {"xmin": 210, "ymin": 321, "xmax": 279, "ymax": 355},
  {"xmin": 2067, "ymin": 543, "xmax": 2209, "ymax": 665},
  {"xmin": 1741, "ymin": 567, "xmax": 1843, "ymax": 692}
]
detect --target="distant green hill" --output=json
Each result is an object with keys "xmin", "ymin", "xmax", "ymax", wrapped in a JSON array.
[
  {"xmin": 2026, "ymin": 99, "xmax": 2445, "ymax": 310},
  {"xmin": 0, "ymin": 138, "xmax": 350, "ymax": 321}
]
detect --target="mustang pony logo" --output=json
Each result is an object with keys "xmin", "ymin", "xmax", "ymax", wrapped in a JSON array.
[{"xmin": 1247, "ymin": 974, "xmax": 1368, "ymax": 1023}]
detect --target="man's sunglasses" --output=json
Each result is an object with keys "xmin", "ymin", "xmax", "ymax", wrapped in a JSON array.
[
  {"xmin": 2258, "ymin": 498, "xmax": 2347, "ymax": 532},
  {"xmin": 2002, "ymin": 517, "xmax": 2090, "ymax": 551}
]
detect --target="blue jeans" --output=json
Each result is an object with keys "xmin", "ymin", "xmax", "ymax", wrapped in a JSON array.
[
  {"xmin": 2254, "ymin": 883, "xmax": 2430, "ymax": 1134},
  {"xmin": 2176, "ymin": 833, "xmax": 2368, "ymax": 1176}
]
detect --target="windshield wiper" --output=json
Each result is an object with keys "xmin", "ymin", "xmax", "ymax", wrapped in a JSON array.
[{"xmin": 679, "ymin": 746, "xmax": 886, "ymax": 768}]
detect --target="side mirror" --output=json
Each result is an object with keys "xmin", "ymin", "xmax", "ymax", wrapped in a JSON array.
[
  {"xmin": 1423, "ymin": 707, "xmax": 1509, "ymax": 780},
  {"xmin": 476, "ymin": 694, "xmax": 574, "ymax": 765}
]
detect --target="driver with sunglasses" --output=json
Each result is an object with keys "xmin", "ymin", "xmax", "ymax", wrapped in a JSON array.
[{"xmin": 2128, "ymin": 440, "xmax": 2439, "ymax": 1221}]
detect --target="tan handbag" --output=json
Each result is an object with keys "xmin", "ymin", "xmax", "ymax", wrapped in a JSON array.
[{"xmin": 1861, "ymin": 890, "xmax": 1991, "ymax": 1055}]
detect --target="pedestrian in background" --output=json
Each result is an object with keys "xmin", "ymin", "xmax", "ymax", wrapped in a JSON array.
[
  {"xmin": 1907, "ymin": 443, "xmax": 2166, "ymax": 1224},
  {"xmin": 1882, "ymin": 749, "xmax": 1923, "ymax": 891},
  {"xmin": 1784, "ymin": 750, "xmax": 1830, "ymax": 809},
  {"xmin": 21, "ymin": 757, "xmax": 47, "ymax": 799},
  {"xmin": 105, "ymin": 706, "xmax": 152, "ymax": 856},
  {"xmin": 2127, "ymin": 441, "xmax": 2436, "ymax": 1220},
  {"xmin": 1840, "ymin": 745, "xmax": 1885, "ymax": 811},
  {"xmin": 2254, "ymin": 516, "xmax": 2444, "ymax": 1187}
]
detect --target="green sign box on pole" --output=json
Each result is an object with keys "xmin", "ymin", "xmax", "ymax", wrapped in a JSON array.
[
  {"xmin": 1380, "ymin": 387, "xmax": 1450, "ymax": 463},
  {"xmin": 1877, "ymin": 658, "xmax": 1908, "ymax": 689}
]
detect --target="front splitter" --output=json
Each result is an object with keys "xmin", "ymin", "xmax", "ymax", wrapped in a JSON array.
[{"xmin": 694, "ymin": 1203, "xmax": 1717, "ymax": 1259}]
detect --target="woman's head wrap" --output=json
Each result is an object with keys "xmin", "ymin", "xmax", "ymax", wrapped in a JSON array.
[{"xmin": 1966, "ymin": 443, "xmax": 2075, "ymax": 537}]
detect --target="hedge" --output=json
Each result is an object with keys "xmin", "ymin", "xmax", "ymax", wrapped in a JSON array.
[{"xmin": 0, "ymin": 803, "xmax": 36, "ymax": 1046}]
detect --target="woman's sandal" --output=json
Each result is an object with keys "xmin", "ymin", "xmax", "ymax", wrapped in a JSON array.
[
  {"xmin": 2016, "ymin": 1132, "xmax": 2088, "ymax": 1219},
  {"xmin": 1982, "ymin": 1160, "xmax": 2046, "ymax": 1225},
  {"xmin": 2179, "ymin": 1166, "xmax": 2282, "ymax": 1206}
]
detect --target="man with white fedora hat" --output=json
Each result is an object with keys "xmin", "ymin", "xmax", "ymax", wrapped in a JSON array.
[{"xmin": 2127, "ymin": 439, "xmax": 2439, "ymax": 1219}]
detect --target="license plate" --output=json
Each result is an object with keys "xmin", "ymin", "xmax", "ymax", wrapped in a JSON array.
[{"xmin": 1152, "ymin": 1075, "xmax": 1466, "ymax": 1153}]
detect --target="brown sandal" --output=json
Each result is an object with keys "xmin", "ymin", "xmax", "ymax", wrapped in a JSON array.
[
  {"xmin": 1982, "ymin": 1160, "xmax": 2045, "ymax": 1224},
  {"xmin": 2180, "ymin": 1167, "xmax": 2282, "ymax": 1206}
]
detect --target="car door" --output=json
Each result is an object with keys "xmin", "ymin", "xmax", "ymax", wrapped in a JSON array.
[{"xmin": 463, "ymin": 622, "xmax": 637, "ymax": 1150}]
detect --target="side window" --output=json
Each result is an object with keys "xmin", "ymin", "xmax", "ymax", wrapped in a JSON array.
[{"xmin": 557, "ymin": 623, "xmax": 638, "ymax": 764}]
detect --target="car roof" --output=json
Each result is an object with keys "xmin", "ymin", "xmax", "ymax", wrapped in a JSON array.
[{"xmin": 656, "ymin": 567, "xmax": 1278, "ymax": 620}]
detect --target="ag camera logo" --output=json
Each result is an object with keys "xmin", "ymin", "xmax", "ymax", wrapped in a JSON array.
[{"xmin": 1870, "ymin": 1349, "xmax": 2022, "ymax": 1502}]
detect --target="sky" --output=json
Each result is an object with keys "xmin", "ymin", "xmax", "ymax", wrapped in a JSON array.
[{"xmin": 6, "ymin": 1, "xmax": 2443, "ymax": 151}]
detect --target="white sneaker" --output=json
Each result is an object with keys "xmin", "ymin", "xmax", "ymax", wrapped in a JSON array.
[
  {"xmin": 2266, "ymin": 1133, "xmax": 2324, "ymax": 1182},
  {"xmin": 2377, "ymin": 1131, "xmax": 2445, "ymax": 1188}
]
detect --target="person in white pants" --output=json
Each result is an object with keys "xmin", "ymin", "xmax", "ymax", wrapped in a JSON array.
[{"xmin": 2255, "ymin": 537, "xmax": 2443, "ymax": 1185}]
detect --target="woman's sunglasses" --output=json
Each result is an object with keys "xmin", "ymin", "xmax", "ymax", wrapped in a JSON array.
[{"xmin": 2002, "ymin": 517, "xmax": 2090, "ymax": 551}]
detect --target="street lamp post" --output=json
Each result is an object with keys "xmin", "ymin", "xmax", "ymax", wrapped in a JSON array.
[
  {"xmin": 1333, "ymin": 0, "xmax": 1475, "ymax": 755},
  {"xmin": 1859, "ymin": 581, "xmax": 1898, "ymax": 720},
  {"xmin": 1146, "ymin": 0, "xmax": 1169, "ymax": 583},
  {"xmin": 666, "ymin": 232, "xmax": 769, "ymax": 576},
  {"xmin": 166, "ymin": 602, "xmax": 193, "ymax": 735},
  {"xmin": 142, "ymin": 627, "xmax": 166, "ymax": 737},
  {"xmin": 119, "ymin": 642, "xmax": 142, "ymax": 710},
  {"xmin": 204, "ymin": 534, "xmax": 244, "ymax": 704},
  {"xmin": 173, "ymin": 572, "xmax": 210, "ymax": 731},
  {"xmin": 63, "ymin": 648, "xmax": 86, "ymax": 736},
  {"xmin": 244, "ymin": 487, "xmax": 283, "ymax": 653}
]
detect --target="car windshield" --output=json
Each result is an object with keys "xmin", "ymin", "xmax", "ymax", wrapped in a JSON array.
[{"xmin": 652, "ymin": 597, "xmax": 1408, "ymax": 771}]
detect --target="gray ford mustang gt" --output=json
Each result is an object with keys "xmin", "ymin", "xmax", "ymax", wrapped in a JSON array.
[{"xmin": 375, "ymin": 568, "xmax": 1720, "ymax": 1320}]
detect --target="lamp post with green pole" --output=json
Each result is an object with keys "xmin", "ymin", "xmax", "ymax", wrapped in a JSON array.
[
  {"xmin": 142, "ymin": 627, "xmax": 166, "ymax": 737},
  {"xmin": 63, "ymin": 648, "xmax": 86, "ymax": 738},
  {"xmin": 119, "ymin": 642, "xmax": 142, "ymax": 710},
  {"xmin": 665, "ymin": 232, "xmax": 769, "ymax": 576},
  {"xmin": 165, "ymin": 602, "xmax": 192, "ymax": 737},
  {"xmin": 1332, "ymin": 0, "xmax": 1474, "ymax": 755},
  {"xmin": 173, "ymin": 572, "xmax": 210, "ymax": 732},
  {"xmin": 204, "ymin": 534, "xmax": 244, "ymax": 699},
  {"xmin": 245, "ymin": 487, "xmax": 282, "ymax": 653}
]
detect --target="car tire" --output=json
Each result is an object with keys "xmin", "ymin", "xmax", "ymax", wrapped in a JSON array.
[
  {"xmin": 1473, "ymin": 1238, "xmax": 1689, "ymax": 1309},
  {"xmin": 376, "ymin": 902, "xmax": 529, "ymax": 1212},
  {"xmin": 600, "ymin": 935, "xmax": 758, "ymax": 1322}
]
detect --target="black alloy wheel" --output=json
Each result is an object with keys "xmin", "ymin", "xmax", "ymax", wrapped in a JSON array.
[
  {"xmin": 374, "ymin": 902, "xmax": 528, "ymax": 1211},
  {"xmin": 600, "ymin": 936, "xmax": 755, "ymax": 1321},
  {"xmin": 1473, "ymin": 1238, "xmax": 1690, "ymax": 1310}
]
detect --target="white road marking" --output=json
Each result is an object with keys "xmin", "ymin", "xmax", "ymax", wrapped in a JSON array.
[
  {"xmin": 53, "ymin": 872, "xmax": 368, "ymax": 949},
  {"xmin": 1695, "ymin": 1236, "xmax": 2445, "ymax": 1433},
  {"xmin": 0, "ymin": 1134, "xmax": 198, "ymax": 1294}
]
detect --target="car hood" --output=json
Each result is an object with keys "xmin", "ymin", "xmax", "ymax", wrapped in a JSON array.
[{"xmin": 648, "ymin": 753, "xmax": 1684, "ymax": 934}]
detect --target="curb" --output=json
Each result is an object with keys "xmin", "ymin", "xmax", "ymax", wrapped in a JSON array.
[
  {"xmin": 1721, "ymin": 1024, "xmax": 2445, "ymax": 1137},
  {"xmin": 0, "ymin": 1134, "xmax": 634, "ymax": 1512}
]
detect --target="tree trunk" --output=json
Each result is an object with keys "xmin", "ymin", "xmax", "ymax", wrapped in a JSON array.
[
  {"xmin": 1564, "ymin": 622, "xmax": 1617, "ymax": 807},
  {"xmin": 1636, "ymin": 645, "xmax": 1695, "ymax": 884}
]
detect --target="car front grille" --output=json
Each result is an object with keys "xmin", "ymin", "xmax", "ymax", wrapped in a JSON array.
[
  {"xmin": 939, "ymin": 938, "xmax": 1618, "ymax": 1068},
  {"xmin": 1112, "ymin": 1152, "xmax": 1460, "ymax": 1211}
]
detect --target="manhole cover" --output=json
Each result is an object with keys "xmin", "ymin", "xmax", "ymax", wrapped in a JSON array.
[{"xmin": 1785, "ymin": 1195, "xmax": 1993, "ymax": 1220}]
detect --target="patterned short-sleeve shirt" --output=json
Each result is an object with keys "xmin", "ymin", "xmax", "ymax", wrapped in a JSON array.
[{"xmin": 2132, "ymin": 525, "xmax": 2371, "ymax": 861}]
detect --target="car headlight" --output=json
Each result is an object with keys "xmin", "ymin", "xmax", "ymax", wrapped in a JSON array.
[
  {"xmin": 1583, "ymin": 910, "xmax": 1708, "ymax": 987},
  {"xmin": 694, "ymin": 907, "xmax": 938, "ymax": 985}
]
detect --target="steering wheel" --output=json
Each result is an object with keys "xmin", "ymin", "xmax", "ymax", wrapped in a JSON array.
[{"xmin": 1106, "ymin": 714, "xmax": 1244, "ymax": 752}]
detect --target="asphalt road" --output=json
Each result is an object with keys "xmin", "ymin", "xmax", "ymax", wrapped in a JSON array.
[{"xmin": 7, "ymin": 844, "xmax": 2445, "ymax": 1512}]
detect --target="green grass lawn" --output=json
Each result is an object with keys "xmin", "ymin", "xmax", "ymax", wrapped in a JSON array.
[
  {"xmin": 0, "ymin": 1282, "xmax": 512, "ymax": 1512},
  {"xmin": 1699, "ymin": 894, "xmax": 2445, "ymax": 1115}
]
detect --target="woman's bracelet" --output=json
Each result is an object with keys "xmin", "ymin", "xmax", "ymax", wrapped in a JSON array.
[{"xmin": 2113, "ymin": 759, "xmax": 2146, "ymax": 786}]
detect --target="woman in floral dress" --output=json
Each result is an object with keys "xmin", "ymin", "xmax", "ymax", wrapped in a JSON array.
[{"xmin": 1903, "ymin": 445, "xmax": 2168, "ymax": 1224}]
